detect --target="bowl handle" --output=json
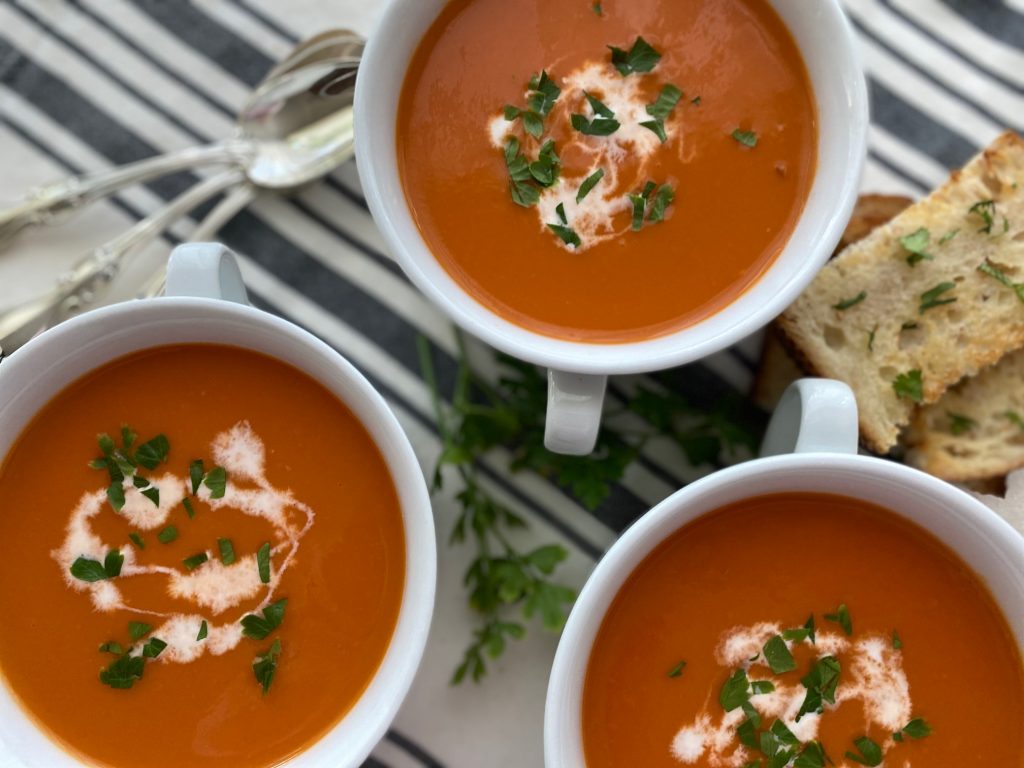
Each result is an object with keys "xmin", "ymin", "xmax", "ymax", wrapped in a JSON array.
[
  {"xmin": 760, "ymin": 378, "xmax": 859, "ymax": 456},
  {"xmin": 544, "ymin": 369, "xmax": 607, "ymax": 456},
  {"xmin": 165, "ymin": 242, "xmax": 249, "ymax": 304}
]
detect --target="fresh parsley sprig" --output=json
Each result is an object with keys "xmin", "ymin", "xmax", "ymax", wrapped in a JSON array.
[
  {"xmin": 89, "ymin": 427, "xmax": 169, "ymax": 511},
  {"xmin": 504, "ymin": 71, "xmax": 561, "ymax": 139},
  {"xmin": 641, "ymin": 84, "xmax": 682, "ymax": 143},
  {"xmin": 419, "ymin": 331, "xmax": 763, "ymax": 681}
]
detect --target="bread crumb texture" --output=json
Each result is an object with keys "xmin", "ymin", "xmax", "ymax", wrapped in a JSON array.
[{"xmin": 779, "ymin": 131, "xmax": 1024, "ymax": 453}]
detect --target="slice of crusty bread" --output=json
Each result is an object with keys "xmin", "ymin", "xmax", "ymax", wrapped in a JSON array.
[
  {"xmin": 904, "ymin": 347, "xmax": 1024, "ymax": 481},
  {"xmin": 753, "ymin": 195, "xmax": 913, "ymax": 411},
  {"xmin": 778, "ymin": 131, "xmax": 1024, "ymax": 452}
]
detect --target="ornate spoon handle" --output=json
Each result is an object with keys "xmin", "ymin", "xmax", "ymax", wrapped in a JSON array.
[{"xmin": 0, "ymin": 169, "xmax": 245, "ymax": 355}]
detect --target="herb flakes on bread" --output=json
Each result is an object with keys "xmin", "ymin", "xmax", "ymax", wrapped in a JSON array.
[{"xmin": 778, "ymin": 131, "xmax": 1024, "ymax": 453}]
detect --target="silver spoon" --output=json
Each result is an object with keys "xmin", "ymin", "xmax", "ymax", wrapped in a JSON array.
[
  {"xmin": 0, "ymin": 33, "xmax": 361, "ymax": 354},
  {"xmin": 0, "ymin": 29, "xmax": 362, "ymax": 245}
]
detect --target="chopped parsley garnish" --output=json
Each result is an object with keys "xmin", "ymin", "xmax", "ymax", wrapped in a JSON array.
[
  {"xmin": 183, "ymin": 552, "xmax": 208, "ymax": 571},
  {"xmin": 892, "ymin": 630, "xmax": 903, "ymax": 649},
  {"xmin": 795, "ymin": 655, "xmax": 840, "ymax": 721},
  {"xmin": 90, "ymin": 428, "xmax": 168, "ymax": 512},
  {"xmin": 253, "ymin": 638, "xmax": 282, "ymax": 694},
  {"xmin": 898, "ymin": 227, "xmax": 932, "ymax": 266},
  {"xmin": 218, "ymin": 538, "xmax": 236, "ymax": 566},
  {"xmin": 719, "ymin": 667, "xmax": 750, "ymax": 711},
  {"xmin": 762, "ymin": 635, "xmax": 797, "ymax": 674},
  {"xmin": 750, "ymin": 680, "xmax": 775, "ymax": 695},
  {"xmin": 939, "ymin": 228, "xmax": 959, "ymax": 244},
  {"xmin": 893, "ymin": 370, "xmax": 924, "ymax": 402},
  {"xmin": 203, "ymin": 466, "xmax": 227, "ymax": 499},
  {"xmin": 129, "ymin": 622, "xmax": 152, "ymax": 641},
  {"xmin": 142, "ymin": 637, "xmax": 167, "ymax": 658},
  {"xmin": 894, "ymin": 718, "xmax": 932, "ymax": 741},
  {"xmin": 968, "ymin": 199, "xmax": 997, "ymax": 233},
  {"xmin": 608, "ymin": 36, "xmax": 661, "ymax": 75},
  {"xmin": 947, "ymin": 411, "xmax": 976, "ymax": 435},
  {"xmin": 782, "ymin": 615, "xmax": 815, "ymax": 645},
  {"xmin": 183, "ymin": 497, "xmax": 195, "ymax": 519},
  {"xmin": 647, "ymin": 185, "xmax": 675, "ymax": 223},
  {"xmin": 505, "ymin": 137, "xmax": 541, "ymax": 207},
  {"xmin": 197, "ymin": 620, "xmax": 208, "ymax": 641},
  {"xmin": 592, "ymin": 1, "xmax": 602, "ymax": 15},
  {"xmin": 241, "ymin": 598, "xmax": 288, "ymax": 640},
  {"xmin": 257, "ymin": 542, "xmax": 272, "ymax": 584},
  {"xmin": 504, "ymin": 71, "xmax": 561, "ymax": 139},
  {"xmin": 832, "ymin": 291, "xmax": 866, "ymax": 310},
  {"xmin": 668, "ymin": 660, "xmax": 686, "ymax": 678},
  {"xmin": 845, "ymin": 736, "xmax": 883, "ymax": 766},
  {"xmin": 691, "ymin": 95, "xmax": 701, "ymax": 105},
  {"xmin": 548, "ymin": 223, "xmax": 582, "ymax": 247},
  {"xmin": 867, "ymin": 326, "xmax": 877, "ymax": 351},
  {"xmin": 628, "ymin": 182, "xmax": 674, "ymax": 230},
  {"xmin": 577, "ymin": 168, "xmax": 605, "ymax": 203},
  {"xmin": 794, "ymin": 741, "xmax": 829, "ymax": 768},
  {"xmin": 640, "ymin": 84, "xmax": 682, "ymax": 143},
  {"xmin": 978, "ymin": 260, "xmax": 1024, "ymax": 303},
  {"xmin": 99, "ymin": 653, "xmax": 144, "ymax": 689},
  {"xmin": 919, "ymin": 282, "xmax": 956, "ymax": 313},
  {"xmin": 189, "ymin": 460, "xmax": 205, "ymax": 495},
  {"xmin": 157, "ymin": 525, "xmax": 178, "ymax": 544},
  {"xmin": 824, "ymin": 603, "xmax": 853, "ymax": 635},
  {"xmin": 134, "ymin": 435, "xmax": 170, "ymax": 470},
  {"xmin": 70, "ymin": 549, "xmax": 123, "ymax": 583},
  {"xmin": 731, "ymin": 129, "xmax": 757, "ymax": 148},
  {"xmin": 529, "ymin": 140, "xmax": 561, "ymax": 186},
  {"xmin": 1004, "ymin": 410, "xmax": 1024, "ymax": 431},
  {"xmin": 571, "ymin": 111, "xmax": 618, "ymax": 136},
  {"xmin": 98, "ymin": 641, "xmax": 124, "ymax": 655},
  {"xmin": 128, "ymin": 532, "xmax": 145, "ymax": 550}
]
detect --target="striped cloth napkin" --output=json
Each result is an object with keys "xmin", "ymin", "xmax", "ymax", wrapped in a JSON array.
[{"xmin": 0, "ymin": 1, "xmax": 1020, "ymax": 766}]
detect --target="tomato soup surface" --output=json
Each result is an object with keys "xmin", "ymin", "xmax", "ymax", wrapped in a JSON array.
[
  {"xmin": 582, "ymin": 493, "xmax": 1024, "ymax": 767},
  {"xmin": 0, "ymin": 345, "xmax": 406, "ymax": 768},
  {"xmin": 398, "ymin": 0, "xmax": 817, "ymax": 342}
]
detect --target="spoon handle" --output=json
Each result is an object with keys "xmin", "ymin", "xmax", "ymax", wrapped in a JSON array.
[
  {"xmin": 0, "ymin": 170, "xmax": 245, "ymax": 355},
  {"xmin": 0, "ymin": 141, "xmax": 252, "ymax": 246}
]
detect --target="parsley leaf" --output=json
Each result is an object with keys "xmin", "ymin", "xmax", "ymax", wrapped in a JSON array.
[
  {"xmin": 608, "ymin": 36, "xmax": 661, "ymax": 75},
  {"xmin": 183, "ymin": 497, "xmax": 195, "ymax": 519},
  {"xmin": 731, "ymin": 129, "xmax": 757, "ymax": 148},
  {"xmin": 505, "ymin": 137, "xmax": 541, "ymax": 207},
  {"xmin": 253, "ymin": 638, "xmax": 282, "ymax": 694},
  {"xmin": 257, "ymin": 542, "xmax": 272, "ymax": 583},
  {"xmin": 647, "ymin": 184, "xmax": 675, "ymax": 223},
  {"xmin": 947, "ymin": 411, "xmax": 976, "ymax": 436},
  {"xmin": 762, "ymin": 635, "xmax": 797, "ymax": 674},
  {"xmin": 793, "ymin": 741, "xmax": 829, "ymax": 768},
  {"xmin": 129, "ymin": 622, "xmax": 152, "ymax": 641},
  {"xmin": 796, "ymin": 656, "xmax": 840, "ymax": 721},
  {"xmin": 570, "ymin": 112, "xmax": 620, "ymax": 136},
  {"xmin": 197, "ymin": 620, "xmax": 208, "ymax": 641},
  {"xmin": 978, "ymin": 260, "xmax": 1024, "ymax": 303},
  {"xmin": 720, "ymin": 667, "xmax": 750, "ymax": 711},
  {"xmin": 548, "ymin": 223, "xmax": 582, "ymax": 248},
  {"xmin": 845, "ymin": 736, "xmax": 883, "ymax": 766},
  {"xmin": 782, "ymin": 615, "xmax": 815, "ymax": 644},
  {"xmin": 142, "ymin": 637, "xmax": 167, "ymax": 658},
  {"xmin": 241, "ymin": 598, "xmax": 288, "ymax": 640},
  {"xmin": 899, "ymin": 227, "xmax": 932, "ymax": 266},
  {"xmin": 899, "ymin": 718, "xmax": 932, "ymax": 739},
  {"xmin": 529, "ymin": 140, "xmax": 560, "ymax": 186},
  {"xmin": 577, "ymin": 168, "xmax": 605, "ymax": 203},
  {"xmin": 98, "ymin": 641, "xmax": 124, "ymax": 655},
  {"xmin": 893, "ymin": 370, "xmax": 924, "ymax": 402},
  {"xmin": 183, "ymin": 552, "xmax": 208, "ymax": 571},
  {"xmin": 668, "ymin": 660, "xmax": 686, "ymax": 678},
  {"xmin": 939, "ymin": 228, "xmax": 958, "ymax": 244},
  {"xmin": 824, "ymin": 603, "xmax": 853, "ymax": 635},
  {"xmin": 832, "ymin": 291, "xmax": 866, "ymax": 310},
  {"xmin": 203, "ymin": 466, "xmax": 227, "ymax": 499},
  {"xmin": 641, "ymin": 84, "xmax": 682, "ymax": 143},
  {"xmin": 919, "ymin": 282, "xmax": 956, "ymax": 313},
  {"xmin": 892, "ymin": 630, "xmax": 903, "ymax": 649},
  {"xmin": 70, "ymin": 549, "xmax": 123, "ymax": 582},
  {"xmin": 189, "ymin": 459, "xmax": 204, "ymax": 495},
  {"xmin": 218, "ymin": 538, "xmax": 236, "ymax": 566},
  {"xmin": 107, "ymin": 482, "xmax": 125, "ymax": 513},
  {"xmin": 968, "ymin": 199, "xmax": 996, "ymax": 233},
  {"xmin": 158, "ymin": 525, "xmax": 178, "ymax": 544},
  {"xmin": 134, "ymin": 434, "xmax": 169, "ymax": 470},
  {"xmin": 99, "ymin": 653, "xmax": 145, "ymax": 689}
]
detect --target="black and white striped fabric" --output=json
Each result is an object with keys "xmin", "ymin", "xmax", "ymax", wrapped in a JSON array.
[{"xmin": 0, "ymin": 1, "xmax": 1020, "ymax": 766}]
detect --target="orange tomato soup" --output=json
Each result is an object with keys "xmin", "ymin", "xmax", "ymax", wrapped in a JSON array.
[
  {"xmin": 398, "ymin": 0, "xmax": 816, "ymax": 342},
  {"xmin": 582, "ymin": 493, "xmax": 1024, "ymax": 767},
  {"xmin": 0, "ymin": 345, "xmax": 405, "ymax": 767}
]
